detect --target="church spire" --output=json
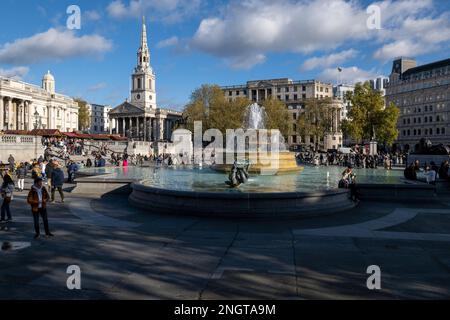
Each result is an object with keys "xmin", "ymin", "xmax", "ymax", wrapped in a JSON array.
[
  {"xmin": 141, "ymin": 16, "xmax": 148, "ymax": 51},
  {"xmin": 136, "ymin": 16, "xmax": 150, "ymax": 71}
]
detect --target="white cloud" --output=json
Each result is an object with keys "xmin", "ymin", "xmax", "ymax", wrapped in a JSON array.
[
  {"xmin": 87, "ymin": 82, "xmax": 107, "ymax": 92},
  {"xmin": 107, "ymin": 0, "xmax": 202, "ymax": 23},
  {"xmin": 302, "ymin": 49, "xmax": 358, "ymax": 71},
  {"xmin": 318, "ymin": 66, "xmax": 379, "ymax": 85},
  {"xmin": 229, "ymin": 54, "xmax": 266, "ymax": 70},
  {"xmin": 191, "ymin": 0, "xmax": 369, "ymax": 69},
  {"xmin": 84, "ymin": 10, "xmax": 101, "ymax": 21},
  {"xmin": 0, "ymin": 66, "xmax": 29, "ymax": 80},
  {"xmin": 373, "ymin": 11, "xmax": 450, "ymax": 61},
  {"xmin": 0, "ymin": 28, "xmax": 113, "ymax": 65},
  {"xmin": 189, "ymin": 0, "xmax": 450, "ymax": 69},
  {"xmin": 156, "ymin": 36, "xmax": 179, "ymax": 49}
]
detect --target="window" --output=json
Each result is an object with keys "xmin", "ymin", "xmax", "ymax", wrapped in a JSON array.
[
  {"xmin": 436, "ymin": 115, "xmax": 440, "ymax": 122},
  {"xmin": 429, "ymin": 116, "xmax": 433, "ymax": 122},
  {"xmin": 138, "ymin": 78, "xmax": 142, "ymax": 89},
  {"xmin": 302, "ymin": 94, "xmax": 306, "ymax": 99},
  {"xmin": 430, "ymin": 105, "xmax": 433, "ymax": 111},
  {"xmin": 243, "ymin": 90, "xmax": 247, "ymax": 95},
  {"xmin": 294, "ymin": 94, "xmax": 298, "ymax": 100},
  {"xmin": 437, "ymin": 128, "xmax": 440, "ymax": 134},
  {"xmin": 292, "ymin": 135, "xmax": 297, "ymax": 143},
  {"xmin": 442, "ymin": 128, "xmax": 446, "ymax": 134},
  {"xmin": 236, "ymin": 91, "xmax": 240, "ymax": 95},
  {"xmin": 277, "ymin": 87, "xmax": 281, "ymax": 93},
  {"xmin": 294, "ymin": 86, "xmax": 298, "ymax": 91},
  {"xmin": 285, "ymin": 95, "xmax": 289, "ymax": 101},
  {"xmin": 425, "ymin": 117, "xmax": 428, "ymax": 123},
  {"xmin": 425, "ymin": 129, "xmax": 428, "ymax": 135},
  {"xmin": 285, "ymin": 87, "xmax": 290, "ymax": 92},
  {"xmin": 293, "ymin": 124, "xmax": 297, "ymax": 131},
  {"xmin": 228, "ymin": 91, "xmax": 232, "ymax": 96},
  {"xmin": 277, "ymin": 95, "xmax": 282, "ymax": 100},
  {"xmin": 430, "ymin": 128, "xmax": 433, "ymax": 135},
  {"xmin": 302, "ymin": 86, "xmax": 306, "ymax": 91},
  {"xmin": 293, "ymin": 113, "xmax": 297, "ymax": 120},
  {"xmin": 413, "ymin": 129, "xmax": 417, "ymax": 135},
  {"xmin": 418, "ymin": 129, "xmax": 421, "ymax": 135}
]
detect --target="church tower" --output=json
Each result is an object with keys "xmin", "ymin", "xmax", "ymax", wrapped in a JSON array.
[{"xmin": 131, "ymin": 16, "xmax": 156, "ymax": 110}]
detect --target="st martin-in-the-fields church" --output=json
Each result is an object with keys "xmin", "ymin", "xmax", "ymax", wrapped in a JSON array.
[{"xmin": 109, "ymin": 17, "xmax": 182, "ymax": 142}]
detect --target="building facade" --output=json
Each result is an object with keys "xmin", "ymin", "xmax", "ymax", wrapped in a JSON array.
[
  {"xmin": 109, "ymin": 18, "xmax": 182, "ymax": 142},
  {"xmin": 385, "ymin": 57, "xmax": 450, "ymax": 147},
  {"xmin": 369, "ymin": 76, "xmax": 389, "ymax": 97},
  {"xmin": 221, "ymin": 78, "xmax": 343, "ymax": 150},
  {"xmin": 87, "ymin": 103, "xmax": 112, "ymax": 134},
  {"xmin": 0, "ymin": 71, "xmax": 79, "ymax": 132}
]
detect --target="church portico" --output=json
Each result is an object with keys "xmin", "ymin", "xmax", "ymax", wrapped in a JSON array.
[{"xmin": 109, "ymin": 17, "xmax": 182, "ymax": 143}]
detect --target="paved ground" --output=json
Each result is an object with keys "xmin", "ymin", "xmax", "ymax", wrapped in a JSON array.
[{"xmin": 1, "ymin": 179, "xmax": 450, "ymax": 299}]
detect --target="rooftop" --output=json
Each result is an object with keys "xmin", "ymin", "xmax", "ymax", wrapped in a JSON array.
[{"xmin": 402, "ymin": 57, "xmax": 450, "ymax": 77}]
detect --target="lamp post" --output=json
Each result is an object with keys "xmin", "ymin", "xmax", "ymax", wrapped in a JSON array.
[{"xmin": 34, "ymin": 110, "xmax": 42, "ymax": 160}]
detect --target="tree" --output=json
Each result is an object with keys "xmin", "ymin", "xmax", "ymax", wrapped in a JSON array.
[
  {"xmin": 74, "ymin": 98, "xmax": 90, "ymax": 131},
  {"xmin": 182, "ymin": 85, "xmax": 292, "ymax": 142},
  {"xmin": 260, "ymin": 97, "xmax": 292, "ymax": 138},
  {"xmin": 297, "ymin": 98, "xmax": 334, "ymax": 151},
  {"xmin": 341, "ymin": 82, "xmax": 400, "ymax": 145}
]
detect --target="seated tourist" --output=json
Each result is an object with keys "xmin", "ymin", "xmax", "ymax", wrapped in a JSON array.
[{"xmin": 439, "ymin": 161, "xmax": 449, "ymax": 180}]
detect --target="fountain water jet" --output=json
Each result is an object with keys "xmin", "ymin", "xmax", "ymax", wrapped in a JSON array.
[{"xmin": 213, "ymin": 103, "xmax": 303, "ymax": 175}]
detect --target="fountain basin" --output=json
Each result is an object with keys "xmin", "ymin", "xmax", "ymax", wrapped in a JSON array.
[
  {"xmin": 129, "ymin": 183, "xmax": 355, "ymax": 218},
  {"xmin": 212, "ymin": 152, "xmax": 304, "ymax": 174}
]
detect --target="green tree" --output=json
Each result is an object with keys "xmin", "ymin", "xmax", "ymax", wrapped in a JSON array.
[
  {"xmin": 182, "ymin": 85, "xmax": 292, "ymax": 142},
  {"xmin": 297, "ymin": 98, "xmax": 334, "ymax": 151},
  {"xmin": 74, "ymin": 98, "xmax": 90, "ymax": 131},
  {"xmin": 260, "ymin": 97, "xmax": 292, "ymax": 138},
  {"xmin": 341, "ymin": 82, "xmax": 400, "ymax": 145}
]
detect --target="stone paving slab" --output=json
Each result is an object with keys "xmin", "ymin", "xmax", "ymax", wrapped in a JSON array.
[{"xmin": 1, "ymin": 191, "xmax": 450, "ymax": 300}]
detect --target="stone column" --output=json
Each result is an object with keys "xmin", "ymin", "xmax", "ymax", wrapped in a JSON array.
[
  {"xmin": 136, "ymin": 117, "xmax": 141, "ymax": 140},
  {"xmin": 7, "ymin": 99, "xmax": 14, "ymax": 130},
  {"xmin": 109, "ymin": 117, "xmax": 113, "ymax": 134},
  {"xmin": 128, "ymin": 117, "xmax": 132, "ymax": 138},
  {"xmin": 18, "ymin": 100, "xmax": 24, "ymax": 130},
  {"xmin": 122, "ymin": 117, "xmax": 126, "ymax": 136},
  {"xmin": 0, "ymin": 97, "xmax": 4, "ymax": 131},
  {"xmin": 148, "ymin": 117, "xmax": 153, "ymax": 141},
  {"xmin": 143, "ymin": 117, "xmax": 147, "ymax": 141},
  {"xmin": 158, "ymin": 118, "xmax": 164, "ymax": 141}
]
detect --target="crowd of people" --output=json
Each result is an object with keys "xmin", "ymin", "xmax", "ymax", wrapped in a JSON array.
[
  {"xmin": 404, "ymin": 160, "xmax": 450, "ymax": 185},
  {"xmin": 297, "ymin": 151, "xmax": 407, "ymax": 170},
  {"xmin": 0, "ymin": 155, "xmax": 68, "ymax": 238}
]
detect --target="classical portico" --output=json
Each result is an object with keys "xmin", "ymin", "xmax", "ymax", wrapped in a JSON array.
[
  {"xmin": 108, "ymin": 17, "xmax": 182, "ymax": 142},
  {"xmin": 109, "ymin": 101, "xmax": 180, "ymax": 141},
  {"xmin": 0, "ymin": 72, "xmax": 79, "ymax": 132}
]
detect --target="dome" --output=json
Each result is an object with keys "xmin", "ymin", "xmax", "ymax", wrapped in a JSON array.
[{"xmin": 43, "ymin": 70, "xmax": 54, "ymax": 81}]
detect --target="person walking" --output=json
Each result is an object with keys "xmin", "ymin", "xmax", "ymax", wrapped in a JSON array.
[
  {"xmin": 27, "ymin": 177, "xmax": 53, "ymax": 239},
  {"xmin": 0, "ymin": 173, "xmax": 15, "ymax": 223},
  {"xmin": 7, "ymin": 154, "xmax": 15, "ymax": 173},
  {"xmin": 45, "ymin": 160, "xmax": 54, "ymax": 189},
  {"xmin": 51, "ymin": 162, "xmax": 65, "ymax": 203},
  {"xmin": 16, "ymin": 163, "xmax": 27, "ymax": 192}
]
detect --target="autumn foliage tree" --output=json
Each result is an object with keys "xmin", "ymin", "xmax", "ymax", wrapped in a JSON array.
[{"xmin": 341, "ymin": 82, "xmax": 400, "ymax": 146}]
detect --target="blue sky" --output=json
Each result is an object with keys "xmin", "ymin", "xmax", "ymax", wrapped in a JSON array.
[{"xmin": 0, "ymin": 0, "xmax": 450, "ymax": 111}]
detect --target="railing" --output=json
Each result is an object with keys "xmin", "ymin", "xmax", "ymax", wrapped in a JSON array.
[{"xmin": 1, "ymin": 135, "xmax": 36, "ymax": 144}]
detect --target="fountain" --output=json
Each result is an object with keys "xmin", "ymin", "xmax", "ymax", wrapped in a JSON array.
[{"xmin": 213, "ymin": 103, "xmax": 304, "ymax": 175}]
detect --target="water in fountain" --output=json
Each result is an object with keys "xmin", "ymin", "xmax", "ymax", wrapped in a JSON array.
[
  {"xmin": 212, "ymin": 103, "xmax": 300, "ymax": 174},
  {"xmin": 244, "ymin": 103, "xmax": 267, "ymax": 130}
]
